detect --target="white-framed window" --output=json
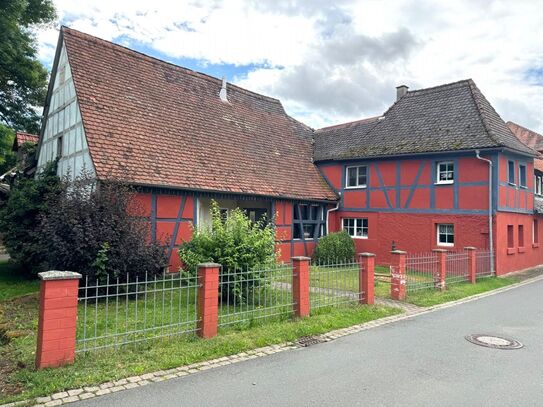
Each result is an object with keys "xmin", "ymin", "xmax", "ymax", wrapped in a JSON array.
[
  {"xmin": 436, "ymin": 161, "xmax": 454, "ymax": 184},
  {"xmin": 535, "ymin": 175, "xmax": 542, "ymax": 196},
  {"xmin": 437, "ymin": 224, "xmax": 454, "ymax": 246},
  {"xmin": 519, "ymin": 164, "xmax": 527, "ymax": 188},
  {"xmin": 342, "ymin": 218, "xmax": 368, "ymax": 239},
  {"xmin": 346, "ymin": 165, "xmax": 367, "ymax": 188}
]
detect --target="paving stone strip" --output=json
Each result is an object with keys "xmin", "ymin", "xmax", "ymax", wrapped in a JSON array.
[{"xmin": 3, "ymin": 272, "xmax": 543, "ymax": 407}]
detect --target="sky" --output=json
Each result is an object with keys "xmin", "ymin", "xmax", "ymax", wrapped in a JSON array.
[{"xmin": 35, "ymin": 0, "xmax": 543, "ymax": 132}]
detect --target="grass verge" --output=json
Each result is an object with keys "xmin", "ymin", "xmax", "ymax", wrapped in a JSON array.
[
  {"xmin": 405, "ymin": 276, "xmax": 520, "ymax": 307},
  {"xmin": 0, "ymin": 260, "xmax": 39, "ymax": 301}
]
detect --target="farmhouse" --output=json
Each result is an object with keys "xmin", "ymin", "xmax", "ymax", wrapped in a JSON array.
[{"xmin": 36, "ymin": 27, "xmax": 543, "ymax": 275}]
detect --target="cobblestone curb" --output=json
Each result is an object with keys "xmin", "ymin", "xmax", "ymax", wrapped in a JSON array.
[{"xmin": 4, "ymin": 273, "xmax": 543, "ymax": 407}]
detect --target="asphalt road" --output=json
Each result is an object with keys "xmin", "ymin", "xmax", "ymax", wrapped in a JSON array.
[{"xmin": 76, "ymin": 279, "xmax": 543, "ymax": 406}]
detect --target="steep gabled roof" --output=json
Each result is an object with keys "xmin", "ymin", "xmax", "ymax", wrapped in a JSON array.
[
  {"xmin": 12, "ymin": 132, "xmax": 39, "ymax": 151},
  {"xmin": 314, "ymin": 79, "xmax": 536, "ymax": 161},
  {"xmin": 60, "ymin": 27, "xmax": 337, "ymax": 202}
]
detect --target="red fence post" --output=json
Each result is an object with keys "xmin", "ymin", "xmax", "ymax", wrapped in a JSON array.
[
  {"xmin": 465, "ymin": 247, "xmax": 477, "ymax": 284},
  {"xmin": 292, "ymin": 257, "xmax": 310, "ymax": 317},
  {"xmin": 35, "ymin": 271, "xmax": 82, "ymax": 369},
  {"xmin": 432, "ymin": 249, "xmax": 447, "ymax": 291},
  {"xmin": 359, "ymin": 253, "xmax": 375, "ymax": 305},
  {"xmin": 390, "ymin": 250, "xmax": 407, "ymax": 301},
  {"xmin": 197, "ymin": 263, "xmax": 220, "ymax": 339}
]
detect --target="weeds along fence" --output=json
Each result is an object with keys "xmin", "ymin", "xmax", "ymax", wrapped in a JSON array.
[
  {"xmin": 308, "ymin": 259, "xmax": 363, "ymax": 309},
  {"xmin": 404, "ymin": 249, "xmax": 495, "ymax": 293},
  {"xmin": 75, "ymin": 259, "xmax": 369, "ymax": 353}
]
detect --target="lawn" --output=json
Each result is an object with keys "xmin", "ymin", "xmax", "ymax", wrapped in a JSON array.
[
  {"xmin": 0, "ymin": 260, "xmax": 39, "ymax": 301},
  {"xmin": 405, "ymin": 276, "xmax": 520, "ymax": 307},
  {"xmin": 0, "ymin": 261, "xmax": 401, "ymax": 404}
]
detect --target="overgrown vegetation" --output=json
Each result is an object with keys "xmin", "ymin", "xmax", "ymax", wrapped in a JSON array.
[
  {"xmin": 179, "ymin": 201, "xmax": 276, "ymax": 303},
  {"xmin": 313, "ymin": 231, "xmax": 355, "ymax": 263},
  {"xmin": 0, "ymin": 162, "xmax": 61, "ymax": 275}
]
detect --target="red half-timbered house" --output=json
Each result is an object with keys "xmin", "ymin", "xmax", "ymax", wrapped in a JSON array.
[{"xmin": 35, "ymin": 27, "xmax": 543, "ymax": 275}]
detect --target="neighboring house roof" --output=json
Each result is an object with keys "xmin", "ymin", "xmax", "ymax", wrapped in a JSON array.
[
  {"xmin": 314, "ymin": 79, "xmax": 536, "ymax": 161},
  {"xmin": 58, "ymin": 27, "xmax": 337, "ymax": 202},
  {"xmin": 506, "ymin": 121, "xmax": 543, "ymax": 151},
  {"xmin": 13, "ymin": 132, "xmax": 39, "ymax": 151},
  {"xmin": 507, "ymin": 121, "xmax": 543, "ymax": 173}
]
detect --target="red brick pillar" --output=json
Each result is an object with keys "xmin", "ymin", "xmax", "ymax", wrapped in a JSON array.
[
  {"xmin": 390, "ymin": 250, "xmax": 407, "ymax": 301},
  {"xmin": 35, "ymin": 271, "xmax": 82, "ymax": 369},
  {"xmin": 292, "ymin": 256, "xmax": 310, "ymax": 317},
  {"xmin": 197, "ymin": 263, "xmax": 220, "ymax": 339},
  {"xmin": 432, "ymin": 249, "xmax": 447, "ymax": 291},
  {"xmin": 465, "ymin": 247, "xmax": 477, "ymax": 284},
  {"xmin": 359, "ymin": 253, "xmax": 375, "ymax": 305}
]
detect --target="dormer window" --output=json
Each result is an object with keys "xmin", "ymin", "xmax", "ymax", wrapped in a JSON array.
[
  {"xmin": 436, "ymin": 161, "xmax": 454, "ymax": 184},
  {"xmin": 346, "ymin": 165, "xmax": 367, "ymax": 188}
]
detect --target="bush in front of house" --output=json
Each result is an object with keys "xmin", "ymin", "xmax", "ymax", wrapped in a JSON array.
[
  {"xmin": 0, "ymin": 161, "xmax": 62, "ymax": 275},
  {"xmin": 38, "ymin": 174, "xmax": 167, "ymax": 282},
  {"xmin": 178, "ymin": 200, "xmax": 276, "ymax": 304},
  {"xmin": 313, "ymin": 231, "xmax": 355, "ymax": 263}
]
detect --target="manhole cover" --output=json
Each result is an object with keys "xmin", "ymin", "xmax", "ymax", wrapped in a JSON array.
[
  {"xmin": 465, "ymin": 334, "xmax": 523, "ymax": 350},
  {"xmin": 297, "ymin": 336, "xmax": 325, "ymax": 347}
]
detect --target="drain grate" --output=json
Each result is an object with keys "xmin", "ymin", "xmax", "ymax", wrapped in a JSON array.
[
  {"xmin": 297, "ymin": 336, "xmax": 325, "ymax": 347},
  {"xmin": 465, "ymin": 334, "xmax": 523, "ymax": 350}
]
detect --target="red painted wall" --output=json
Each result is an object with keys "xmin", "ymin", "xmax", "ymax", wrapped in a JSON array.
[
  {"xmin": 329, "ymin": 210, "xmax": 489, "ymax": 265},
  {"xmin": 498, "ymin": 154, "xmax": 534, "ymax": 212},
  {"xmin": 495, "ymin": 212, "xmax": 543, "ymax": 275}
]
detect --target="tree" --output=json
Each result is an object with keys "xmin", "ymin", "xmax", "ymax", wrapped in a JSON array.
[
  {"xmin": 0, "ymin": 0, "xmax": 56, "ymax": 133},
  {"xmin": 0, "ymin": 124, "xmax": 16, "ymax": 175}
]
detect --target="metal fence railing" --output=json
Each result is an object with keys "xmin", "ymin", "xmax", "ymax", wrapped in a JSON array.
[
  {"xmin": 405, "ymin": 252, "xmax": 438, "ymax": 292},
  {"xmin": 309, "ymin": 259, "xmax": 363, "ymax": 309},
  {"xmin": 218, "ymin": 264, "xmax": 295, "ymax": 328},
  {"xmin": 476, "ymin": 249, "xmax": 494, "ymax": 278},
  {"xmin": 445, "ymin": 251, "xmax": 469, "ymax": 284},
  {"xmin": 77, "ymin": 272, "xmax": 200, "ymax": 353}
]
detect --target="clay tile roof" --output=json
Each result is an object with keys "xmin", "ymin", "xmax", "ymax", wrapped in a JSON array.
[
  {"xmin": 60, "ymin": 27, "xmax": 337, "ymax": 202},
  {"xmin": 13, "ymin": 132, "xmax": 39, "ymax": 151},
  {"xmin": 314, "ymin": 79, "xmax": 536, "ymax": 161},
  {"xmin": 507, "ymin": 121, "xmax": 543, "ymax": 172}
]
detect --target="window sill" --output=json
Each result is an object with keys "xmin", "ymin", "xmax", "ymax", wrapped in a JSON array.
[
  {"xmin": 507, "ymin": 248, "xmax": 516, "ymax": 255},
  {"xmin": 345, "ymin": 186, "xmax": 367, "ymax": 190},
  {"xmin": 518, "ymin": 247, "xmax": 526, "ymax": 253},
  {"xmin": 533, "ymin": 243, "xmax": 540, "ymax": 248},
  {"xmin": 435, "ymin": 181, "xmax": 454, "ymax": 186},
  {"xmin": 519, "ymin": 186, "xmax": 527, "ymax": 190},
  {"xmin": 352, "ymin": 236, "xmax": 369, "ymax": 240},
  {"xmin": 508, "ymin": 182, "xmax": 516, "ymax": 187}
]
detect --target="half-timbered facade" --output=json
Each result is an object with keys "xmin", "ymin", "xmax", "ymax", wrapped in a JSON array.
[{"xmin": 36, "ymin": 27, "xmax": 543, "ymax": 275}]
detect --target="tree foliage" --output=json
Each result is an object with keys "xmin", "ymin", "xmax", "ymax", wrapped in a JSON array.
[
  {"xmin": 178, "ymin": 201, "xmax": 276, "ymax": 303},
  {"xmin": 0, "ymin": 0, "xmax": 56, "ymax": 133},
  {"xmin": 313, "ymin": 231, "xmax": 355, "ymax": 263},
  {"xmin": 0, "ymin": 124, "xmax": 16, "ymax": 175}
]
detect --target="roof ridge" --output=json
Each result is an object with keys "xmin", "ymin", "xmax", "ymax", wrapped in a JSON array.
[
  {"xmin": 60, "ymin": 26, "xmax": 282, "ymax": 105},
  {"xmin": 316, "ymin": 116, "xmax": 381, "ymax": 132},
  {"xmin": 405, "ymin": 79, "xmax": 472, "ymax": 96}
]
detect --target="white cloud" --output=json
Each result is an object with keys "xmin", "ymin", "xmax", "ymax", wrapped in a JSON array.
[{"xmin": 37, "ymin": 0, "xmax": 543, "ymax": 132}]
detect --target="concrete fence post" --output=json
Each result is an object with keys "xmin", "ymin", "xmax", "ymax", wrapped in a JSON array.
[
  {"xmin": 390, "ymin": 250, "xmax": 407, "ymax": 301},
  {"xmin": 197, "ymin": 263, "xmax": 220, "ymax": 339},
  {"xmin": 35, "ymin": 271, "xmax": 82, "ymax": 369},
  {"xmin": 292, "ymin": 257, "xmax": 310, "ymax": 317},
  {"xmin": 465, "ymin": 247, "xmax": 477, "ymax": 284},
  {"xmin": 358, "ymin": 253, "xmax": 375, "ymax": 305},
  {"xmin": 432, "ymin": 249, "xmax": 447, "ymax": 291}
]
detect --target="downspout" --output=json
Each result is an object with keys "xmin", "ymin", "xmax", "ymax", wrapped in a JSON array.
[
  {"xmin": 326, "ymin": 195, "xmax": 341, "ymax": 235},
  {"xmin": 475, "ymin": 150, "xmax": 495, "ymax": 273}
]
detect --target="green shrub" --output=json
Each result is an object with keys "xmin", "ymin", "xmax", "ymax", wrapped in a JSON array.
[
  {"xmin": 178, "ymin": 200, "xmax": 276, "ymax": 304},
  {"xmin": 0, "ymin": 161, "xmax": 61, "ymax": 275},
  {"xmin": 313, "ymin": 231, "xmax": 355, "ymax": 263}
]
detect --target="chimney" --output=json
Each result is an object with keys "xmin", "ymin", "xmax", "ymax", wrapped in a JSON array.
[
  {"xmin": 396, "ymin": 85, "xmax": 409, "ymax": 100},
  {"xmin": 219, "ymin": 77, "xmax": 228, "ymax": 102}
]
